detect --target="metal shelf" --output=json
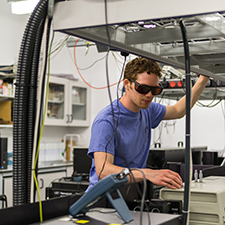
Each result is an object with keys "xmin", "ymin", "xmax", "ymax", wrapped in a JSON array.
[
  {"xmin": 52, "ymin": 0, "xmax": 225, "ymax": 99},
  {"xmin": 0, "ymin": 125, "xmax": 13, "ymax": 128},
  {"xmin": 0, "ymin": 94, "xmax": 14, "ymax": 100},
  {"xmin": 53, "ymin": 0, "xmax": 225, "ymax": 81},
  {"xmin": 159, "ymin": 87, "xmax": 225, "ymax": 100}
]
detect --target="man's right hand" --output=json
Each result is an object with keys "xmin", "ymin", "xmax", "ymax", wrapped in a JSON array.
[{"xmin": 145, "ymin": 168, "xmax": 183, "ymax": 189}]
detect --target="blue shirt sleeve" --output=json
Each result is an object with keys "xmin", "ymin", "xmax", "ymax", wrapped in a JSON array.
[
  {"xmin": 150, "ymin": 102, "xmax": 166, "ymax": 128},
  {"xmin": 88, "ymin": 119, "xmax": 115, "ymax": 159}
]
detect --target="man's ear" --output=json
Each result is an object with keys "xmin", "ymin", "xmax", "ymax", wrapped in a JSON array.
[{"xmin": 123, "ymin": 79, "xmax": 130, "ymax": 91}]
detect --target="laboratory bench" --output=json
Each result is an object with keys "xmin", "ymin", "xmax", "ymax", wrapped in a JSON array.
[
  {"xmin": 33, "ymin": 208, "xmax": 182, "ymax": 225},
  {"xmin": 0, "ymin": 161, "xmax": 181, "ymax": 225},
  {"xmin": 0, "ymin": 195, "xmax": 182, "ymax": 225}
]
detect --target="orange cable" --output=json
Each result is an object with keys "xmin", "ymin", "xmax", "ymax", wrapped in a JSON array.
[{"xmin": 73, "ymin": 38, "xmax": 122, "ymax": 89}]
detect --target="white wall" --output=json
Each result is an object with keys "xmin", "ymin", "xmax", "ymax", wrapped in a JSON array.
[
  {"xmin": 0, "ymin": 1, "xmax": 29, "ymax": 152},
  {"xmin": 1, "ymin": 1, "xmax": 225, "ymax": 154},
  {"xmin": 0, "ymin": 2, "xmax": 29, "ymax": 64},
  {"xmin": 191, "ymin": 100, "xmax": 225, "ymax": 150},
  {"xmin": 152, "ymin": 98, "xmax": 225, "ymax": 151}
]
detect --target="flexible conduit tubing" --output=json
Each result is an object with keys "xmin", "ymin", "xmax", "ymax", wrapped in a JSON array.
[
  {"xmin": 26, "ymin": 17, "xmax": 46, "ymax": 204},
  {"xmin": 30, "ymin": 18, "xmax": 52, "ymax": 203},
  {"xmin": 13, "ymin": 0, "xmax": 48, "ymax": 206},
  {"xmin": 27, "ymin": 9, "xmax": 53, "ymax": 204},
  {"xmin": 179, "ymin": 20, "xmax": 191, "ymax": 225}
]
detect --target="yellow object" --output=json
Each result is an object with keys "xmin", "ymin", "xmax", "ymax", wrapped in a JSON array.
[
  {"xmin": 0, "ymin": 101, "xmax": 13, "ymax": 124},
  {"xmin": 65, "ymin": 140, "xmax": 76, "ymax": 160},
  {"xmin": 75, "ymin": 220, "xmax": 90, "ymax": 224},
  {"xmin": 109, "ymin": 224, "xmax": 121, "ymax": 225}
]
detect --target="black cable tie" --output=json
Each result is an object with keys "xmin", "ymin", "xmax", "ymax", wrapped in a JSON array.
[{"xmin": 120, "ymin": 51, "xmax": 129, "ymax": 57}]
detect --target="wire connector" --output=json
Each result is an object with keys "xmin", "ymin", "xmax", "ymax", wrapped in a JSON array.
[{"xmin": 115, "ymin": 168, "xmax": 130, "ymax": 180}]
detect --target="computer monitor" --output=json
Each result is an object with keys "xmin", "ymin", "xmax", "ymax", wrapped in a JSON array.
[
  {"xmin": 73, "ymin": 147, "xmax": 92, "ymax": 176},
  {"xmin": 147, "ymin": 146, "xmax": 209, "ymax": 169},
  {"xmin": 203, "ymin": 165, "xmax": 225, "ymax": 177},
  {"xmin": 147, "ymin": 148, "xmax": 186, "ymax": 169}
]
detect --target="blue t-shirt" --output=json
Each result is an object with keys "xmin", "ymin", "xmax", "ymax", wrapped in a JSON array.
[{"xmin": 86, "ymin": 99, "xmax": 166, "ymax": 191}]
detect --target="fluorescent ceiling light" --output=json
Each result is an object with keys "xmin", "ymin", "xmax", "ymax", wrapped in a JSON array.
[
  {"xmin": 143, "ymin": 24, "xmax": 156, "ymax": 29},
  {"xmin": 10, "ymin": 0, "xmax": 39, "ymax": 15}
]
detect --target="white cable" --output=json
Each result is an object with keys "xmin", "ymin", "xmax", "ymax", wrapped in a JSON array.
[
  {"xmin": 40, "ymin": 34, "xmax": 68, "ymax": 61},
  {"xmin": 51, "ymin": 35, "xmax": 69, "ymax": 53},
  {"xmin": 111, "ymin": 52, "xmax": 122, "ymax": 72},
  {"xmin": 221, "ymin": 99, "xmax": 225, "ymax": 120},
  {"xmin": 222, "ymin": 100, "xmax": 225, "ymax": 152},
  {"xmin": 66, "ymin": 44, "xmax": 108, "ymax": 70},
  {"xmin": 50, "ymin": 40, "xmax": 68, "ymax": 60},
  {"xmin": 30, "ymin": 17, "xmax": 49, "ymax": 203}
]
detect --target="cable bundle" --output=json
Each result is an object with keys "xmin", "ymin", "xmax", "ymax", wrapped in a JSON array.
[{"xmin": 13, "ymin": 0, "xmax": 50, "ymax": 206}]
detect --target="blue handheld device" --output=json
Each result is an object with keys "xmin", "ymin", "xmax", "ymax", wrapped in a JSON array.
[{"xmin": 69, "ymin": 168, "xmax": 133, "ymax": 223}]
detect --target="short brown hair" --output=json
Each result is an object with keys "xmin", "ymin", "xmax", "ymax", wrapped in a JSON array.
[{"xmin": 123, "ymin": 57, "xmax": 162, "ymax": 80}]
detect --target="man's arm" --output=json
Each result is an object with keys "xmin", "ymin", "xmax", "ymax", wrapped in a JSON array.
[
  {"xmin": 163, "ymin": 75, "xmax": 210, "ymax": 120},
  {"xmin": 94, "ymin": 151, "xmax": 183, "ymax": 189}
]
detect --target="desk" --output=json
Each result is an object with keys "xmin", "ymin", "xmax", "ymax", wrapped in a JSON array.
[{"xmin": 34, "ymin": 208, "xmax": 182, "ymax": 225}]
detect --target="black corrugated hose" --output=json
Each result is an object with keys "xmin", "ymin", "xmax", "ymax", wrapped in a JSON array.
[
  {"xmin": 13, "ymin": 0, "xmax": 50, "ymax": 206},
  {"xmin": 179, "ymin": 20, "xmax": 191, "ymax": 225},
  {"xmin": 27, "ymin": 16, "xmax": 47, "ymax": 205}
]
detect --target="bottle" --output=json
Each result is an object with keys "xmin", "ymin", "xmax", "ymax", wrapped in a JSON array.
[
  {"xmin": 194, "ymin": 170, "xmax": 198, "ymax": 182},
  {"xmin": 199, "ymin": 170, "xmax": 203, "ymax": 182}
]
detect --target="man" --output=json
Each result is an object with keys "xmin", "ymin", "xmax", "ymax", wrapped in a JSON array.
[{"xmin": 87, "ymin": 57, "xmax": 209, "ymax": 191}]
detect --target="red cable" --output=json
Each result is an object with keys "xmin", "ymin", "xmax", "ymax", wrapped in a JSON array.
[{"xmin": 73, "ymin": 38, "xmax": 121, "ymax": 89}]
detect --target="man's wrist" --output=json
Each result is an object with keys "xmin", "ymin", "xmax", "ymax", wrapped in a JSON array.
[{"xmin": 197, "ymin": 75, "xmax": 210, "ymax": 85}]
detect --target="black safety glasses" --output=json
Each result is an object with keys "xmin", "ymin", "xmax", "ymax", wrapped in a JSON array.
[{"xmin": 130, "ymin": 79, "xmax": 163, "ymax": 95}]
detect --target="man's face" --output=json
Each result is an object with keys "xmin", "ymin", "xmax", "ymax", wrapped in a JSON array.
[{"xmin": 126, "ymin": 72, "xmax": 160, "ymax": 112}]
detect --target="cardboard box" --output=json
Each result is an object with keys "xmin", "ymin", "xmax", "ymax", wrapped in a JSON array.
[{"xmin": 0, "ymin": 101, "xmax": 13, "ymax": 124}]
